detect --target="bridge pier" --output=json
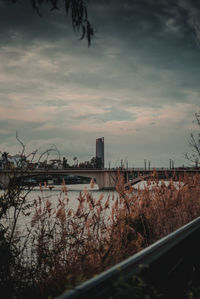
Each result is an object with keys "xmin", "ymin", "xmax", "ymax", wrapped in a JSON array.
[
  {"xmin": 0, "ymin": 170, "xmax": 120, "ymax": 191},
  {"xmin": 0, "ymin": 173, "xmax": 11, "ymax": 189},
  {"xmin": 92, "ymin": 171, "xmax": 118, "ymax": 190}
]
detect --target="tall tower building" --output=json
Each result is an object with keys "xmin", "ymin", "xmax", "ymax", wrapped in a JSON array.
[{"xmin": 96, "ymin": 137, "xmax": 104, "ymax": 168}]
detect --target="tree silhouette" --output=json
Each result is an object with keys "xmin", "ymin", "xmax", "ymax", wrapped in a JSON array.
[
  {"xmin": 9, "ymin": 0, "xmax": 94, "ymax": 46},
  {"xmin": 91, "ymin": 156, "xmax": 103, "ymax": 169},
  {"xmin": 185, "ymin": 112, "xmax": 200, "ymax": 167},
  {"xmin": 2, "ymin": 152, "xmax": 9, "ymax": 162}
]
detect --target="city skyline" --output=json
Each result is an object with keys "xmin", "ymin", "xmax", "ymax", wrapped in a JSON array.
[{"xmin": 0, "ymin": 1, "xmax": 200, "ymax": 167}]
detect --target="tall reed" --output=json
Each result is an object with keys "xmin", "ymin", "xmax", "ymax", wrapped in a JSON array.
[{"xmin": 1, "ymin": 172, "xmax": 200, "ymax": 298}]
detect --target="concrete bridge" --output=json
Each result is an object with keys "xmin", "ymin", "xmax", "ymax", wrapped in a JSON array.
[
  {"xmin": 0, "ymin": 169, "xmax": 119, "ymax": 190},
  {"xmin": 0, "ymin": 168, "xmax": 200, "ymax": 190}
]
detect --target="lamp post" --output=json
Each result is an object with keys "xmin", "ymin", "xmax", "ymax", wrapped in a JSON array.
[
  {"xmin": 195, "ymin": 158, "xmax": 199, "ymax": 168},
  {"xmin": 144, "ymin": 159, "xmax": 146, "ymax": 170}
]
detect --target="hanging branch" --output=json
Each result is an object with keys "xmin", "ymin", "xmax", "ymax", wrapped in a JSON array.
[{"xmin": 10, "ymin": 0, "xmax": 94, "ymax": 46}]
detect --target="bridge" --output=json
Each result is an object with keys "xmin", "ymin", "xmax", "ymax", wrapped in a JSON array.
[{"xmin": 0, "ymin": 167, "xmax": 200, "ymax": 190}]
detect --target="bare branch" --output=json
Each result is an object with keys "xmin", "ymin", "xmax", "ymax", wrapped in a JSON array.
[
  {"xmin": 185, "ymin": 111, "xmax": 200, "ymax": 166},
  {"xmin": 16, "ymin": 131, "xmax": 25, "ymax": 157}
]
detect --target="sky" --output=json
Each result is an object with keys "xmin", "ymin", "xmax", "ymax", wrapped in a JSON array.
[{"xmin": 0, "ymin": 0, "xmax": 200, "ymax": 168}]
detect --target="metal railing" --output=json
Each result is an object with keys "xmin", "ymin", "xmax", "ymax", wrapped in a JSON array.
[{"xmin": 56, "ymin": 216, "xmax": 200, "ymax": 299}]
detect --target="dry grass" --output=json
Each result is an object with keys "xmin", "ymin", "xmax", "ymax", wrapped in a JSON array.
[{"xmin": 2, "ymin": 172, "xmax": 200, "ymax": 298}]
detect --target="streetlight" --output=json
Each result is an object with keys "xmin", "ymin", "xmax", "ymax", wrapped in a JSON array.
[
  {"xmin": 144, "ymin": 159, "xmax": 146, "ymax": 170},
  {"xmin": 195, "ymin": 158, "xmax": 199, "ymax": 168}
]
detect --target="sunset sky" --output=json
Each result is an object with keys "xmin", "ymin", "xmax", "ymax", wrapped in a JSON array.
[{"xmin": 0, "ymin": 0, "xmax": 200, "ymax": 167}]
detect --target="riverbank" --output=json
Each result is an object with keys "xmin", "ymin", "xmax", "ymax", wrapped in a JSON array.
[{"xmin": 1, "ymin": 173, "xmax": 200, "ymax": 298}]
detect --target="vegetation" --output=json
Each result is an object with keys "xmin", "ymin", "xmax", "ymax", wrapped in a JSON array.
[
  {"xmin": 1, "ymin": 170, "xmax": 200, "ymax": 298},
  {"xmin": 8, "ymin": 0, "xmax": 93, "ymax": 46},
  {"xmin": 185, "ymin": 111, "xmax": 200, "ymax": 167},
  {"xmin": 79, "ymin": 156, "xmax": 103, "ymax": 169}
]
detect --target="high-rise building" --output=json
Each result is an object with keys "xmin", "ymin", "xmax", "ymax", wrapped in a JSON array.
[{"xmin": 96, "ymin": 137, "xmax": 104, "ymax": 168}]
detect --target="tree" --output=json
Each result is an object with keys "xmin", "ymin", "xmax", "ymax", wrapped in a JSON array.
[
  {"xmin": 90, "ymin": 156, "xmax": 103, "ymax": 169},
  {"xmin": 9, "ymin": 0, "xmax": 94, "ymax": 46},
  {"xmin": 73, "ymin": 156, "xmax": 78, "ymax": 167},
  {"xmin": 185, "ymin": 112, "xmax": 200, "ymax": 167},
  {"xmin": 1, "ymin": 152, "xmax": 10, "ymax": 169},
  {"xmin": 62, "ymin": 157, "xmax": 68, "ymax": 168},
  {"xmin": 1, "ymin": 152, "xmax": 9, "ymax": 163}
]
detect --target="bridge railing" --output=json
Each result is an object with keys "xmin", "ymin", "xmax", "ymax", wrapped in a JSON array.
[{"xmin": 0, "ymin": 166, "xmax": 199, "ymax": 173}]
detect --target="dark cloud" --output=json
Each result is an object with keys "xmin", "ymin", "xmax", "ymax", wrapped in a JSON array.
[
  {"xmin": 0, "ymin": 0, "xmax": 74, "ymax": 47},
  {"xmin": 0, "ymin": 0, "xmax": 198, "ymax": 46},
  {"xmin": 0, "ymin": 0, "xmax": 200, "ymax": 166}
]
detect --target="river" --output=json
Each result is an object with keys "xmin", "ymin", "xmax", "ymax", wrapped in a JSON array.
[
  {"xmin": 0, "ymin": 182, "xmax": 119, "ymax": 233},
  {"xmin": 28, "ymin": 182, "xmax": 117, "ymax": 209},
  {"xmin": 1, "ymin": 179, "xmax": 173, "ymax": 234}
]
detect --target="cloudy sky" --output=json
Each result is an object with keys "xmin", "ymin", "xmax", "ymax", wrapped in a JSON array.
[{"xmin": 0, "ymin": 0, "xmax": 200, "ymax": 168}]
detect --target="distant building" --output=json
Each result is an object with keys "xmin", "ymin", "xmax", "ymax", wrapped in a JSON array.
[{"xmin": 96, "ymin": 137, "xmax": 104, "ymax": 168}]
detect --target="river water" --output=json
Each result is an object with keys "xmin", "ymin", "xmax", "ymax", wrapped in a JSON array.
[
  {"xmin": 29, "ymin": 183, "xmax": 117, "ymax": 209},
  {"xmin": 1, "ymin": 180, "xmax": 174, "ymax": 234},
  {"xmin": 0, "ymin": 183, "xmax": 119, "ymax": 233}
]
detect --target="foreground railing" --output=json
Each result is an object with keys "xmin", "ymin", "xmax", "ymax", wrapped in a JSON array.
[{"xmin": 56, "ymin": 216, "xmax": 200, "ymax": 299}]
